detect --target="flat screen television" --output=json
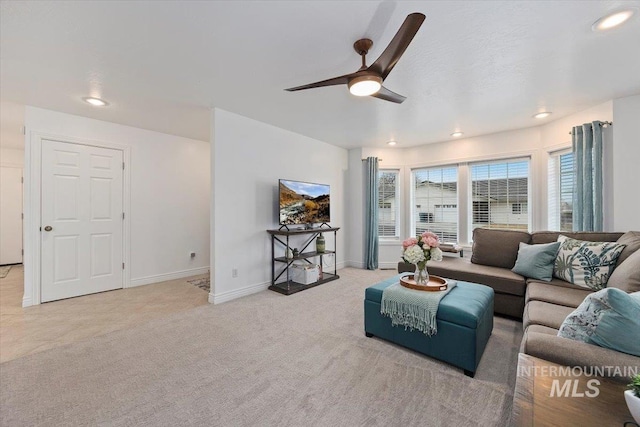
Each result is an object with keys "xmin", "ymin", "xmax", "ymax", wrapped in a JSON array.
[{"xmin": 279, "ymin": 179, "xmax": 330, "ymax": 225}]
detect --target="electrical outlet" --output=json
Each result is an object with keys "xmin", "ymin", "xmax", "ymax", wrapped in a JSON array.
[
  {"xmin": 232, "ymin": 268, "xmax": 238, "ymax": 278},
  {"xmin": 190, "ymin": 252, "xmax": 196, "ymax": 258}
]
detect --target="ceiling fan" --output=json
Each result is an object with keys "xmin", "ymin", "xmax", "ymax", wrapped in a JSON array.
[{"xmin": 285, "ymin": 12, "xmax": 426, "ymax": 104}]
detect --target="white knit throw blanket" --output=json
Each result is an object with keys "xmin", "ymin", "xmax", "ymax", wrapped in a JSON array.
[{"xmin": 381, "ymin": 280, "xmax": 457, "ymax": 336}]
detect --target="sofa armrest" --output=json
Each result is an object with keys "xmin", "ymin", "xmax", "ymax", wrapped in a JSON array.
[{"xmin": 521, "ymin": 331, "xmax": 640, "ymax": 382}]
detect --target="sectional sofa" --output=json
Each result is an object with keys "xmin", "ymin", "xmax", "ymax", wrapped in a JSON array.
[{"xmin": 399, "ymin": 228, "xmax": 640, "ymax": 378}]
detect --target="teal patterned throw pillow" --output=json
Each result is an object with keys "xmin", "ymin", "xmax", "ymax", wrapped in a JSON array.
[
  {"xmin": 553, "ymin": 235, "xmax": 626, "ymax": 290},
  {"xmin": 558, "ymin": 288, "xmax": 640, "ymax": 357}
]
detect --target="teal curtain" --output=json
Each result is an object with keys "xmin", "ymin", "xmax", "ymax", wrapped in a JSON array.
[
  {"xmin": 572, "ymin": 121, "xmax": 604, "ymax": 231},
  {"xmin": 364, "ymin": 157, "xmax": 379, "ymax": 270}
]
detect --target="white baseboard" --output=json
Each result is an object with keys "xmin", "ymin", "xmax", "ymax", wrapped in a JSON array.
[
  {"xmin": 378, "ymin": 262, "xmax": 398, "ymax": 270},
  {"xmin": 129, "ymin": 266, "xmax": 210, "ymax": 288},
  {"xmin": 335, "ymin": 261, "xmax": 347, "ymax": 270},
  {"xmin": 344, "ymin": 260, "xmax": 397, "ymax": 270},
  {"xmin": 22, "ymin": 296, "xmax": 32, "ymax": 308},
  {"xmin": 346, "ymin": 260, "xmax": 365, "ymax": 268},
  {"xmin": 209, "ymin": 280, "xmax": 270, "ymax": 304}
]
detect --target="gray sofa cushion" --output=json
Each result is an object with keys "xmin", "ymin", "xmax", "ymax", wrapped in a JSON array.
[
  {"xmin": 427, "ymin": 257, "xmax": 526, "ymax": 296},
  {"xmin": 520, "ymin": 330, "xmax": 640, "ymax": 381},
  {"xmin": 525, "ymin": 324, "xmax": 559, "ymax": 335},
  {"xmin": 531, "ymin": 231, "xmax": 623, "ymax": 245},
  {"xmin": 525, "ymin": 281, "xmax": 592, "ymax": 308},
  {"xmin": 607, "ymin": 249, "xmax": 640, "ymax": 293},
  {"xmin": 616, "ymin": 231, "xmax": 640, "ymax": 267},
  {"xmin": 523, "ymin": 300, "xmax": 574, "ymax": 330},
  {"xmin": 471, "ymin": 228, "xmax": 531, "ymax": 269}
]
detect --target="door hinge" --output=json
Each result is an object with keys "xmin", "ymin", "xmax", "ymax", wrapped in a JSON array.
[
  {"xmin": 21, "ymin": 213, "xmax": 24, "ymax": 219},
  {"xmin": 122, "ymin": 212, "xmax": 125, "ymax": 219},
  {"xmin": 122, "ymin": 263, "xmax": 125, "ymax": 270},
  {"xmin": 21, "ymin": 177, "xmax": 24, "ymax": 183},
  {"xmin": 22, "ymin": 249, "xmax": 24, "ymax": 255},
  {"xmin": 122, "ymin": 162, "xmax": 125, "ymax": 170},
  {"xmin": 21, "ymin": 126, "xmax": 26, "ymax": 135}
]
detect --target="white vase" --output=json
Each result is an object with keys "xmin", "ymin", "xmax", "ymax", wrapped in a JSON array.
[{"xmin": 625, "ymin": 390, "xmax": 640, "ymax": 423}]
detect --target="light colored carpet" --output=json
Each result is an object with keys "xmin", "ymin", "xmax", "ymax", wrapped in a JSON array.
[{"xmin": 0, "ymin": 268, "xmax": 523, "ymax": 426}]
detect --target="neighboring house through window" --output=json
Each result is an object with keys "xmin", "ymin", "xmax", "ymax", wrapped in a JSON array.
[
  {"xmin": 411, "ymin": 166, "xmax": 458, "ymax": 243},
  {"xmin": 469, "ymin": 158, "xmax": 530, "ymax": 235},
  {"xmin": 378, "ymin": 170, "xmax": 400, "ymax": 238}
]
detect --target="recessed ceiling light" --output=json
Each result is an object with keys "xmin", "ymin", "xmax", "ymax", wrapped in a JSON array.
[
  {"xmin": 83, "ymin": 97, "xmax": 108, "ymax": 107},
  {"xmin": 533, "ymin": 112, "xmax": 552, "ymax": 119},
  {"xmin": 450, "ymin": 131, "xmax": 464, "ymax": 137},
  {"xmin": 592, "ymin": 9, "xmax": 636, "ymax": 31},
  {"xmin": 387, "ymin": 140, "xmax": 397, "ymax": 146}
]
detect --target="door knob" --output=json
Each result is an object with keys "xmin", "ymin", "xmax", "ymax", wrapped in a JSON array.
[{"xmin": 44, "ymin": 226, "xmax": 53, "ymax": 232}]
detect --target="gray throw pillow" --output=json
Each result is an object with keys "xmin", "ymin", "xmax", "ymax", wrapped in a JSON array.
[
  {"xmin": 607, "ymin": 249, "xmax": 640, "ymax": 293},
  {"xmin": 616, "ymin": 231, "xmax": 640, "ymax": 267},
  {"xmin": 511, "ymin": 242, "xmax": 561, "ymax": 281}
]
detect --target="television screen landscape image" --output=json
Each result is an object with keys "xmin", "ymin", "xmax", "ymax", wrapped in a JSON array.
[{"xmin": 279, "ymin": 179, "xmax": 330, "ymax": 225}]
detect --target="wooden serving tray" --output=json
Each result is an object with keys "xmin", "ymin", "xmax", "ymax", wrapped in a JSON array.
[{"xmin": 400, "ymin": 275, "xmax": 448, "ymax": 292}]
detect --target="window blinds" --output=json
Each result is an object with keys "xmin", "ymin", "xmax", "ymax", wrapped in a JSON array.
[
  {"xmin": 412, "ymin": 166, "xmax": 458, "ymax": 243},
  {"xmin": 548, "ymin": 149, "xmax": 574, "ymax": 231},
  {"xmin": 378, "ymin": 170, "xmax": 399, "ymax": 237},
  {"xmin": 470, "ymin": 158, "xmax": 530, "ymax": 232}
]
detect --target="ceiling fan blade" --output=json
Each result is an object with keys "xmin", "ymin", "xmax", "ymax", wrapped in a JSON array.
[
  {"xmin": 368, "ymin": 12, "xmax": 425, "ymax": 80},
  {"xmin": 285, "ymin": 73, "xmax": 354, "ymax": 92},
  {"xmin": 371, "ymin": 86, "xmax": 406, "ymax": 104}
]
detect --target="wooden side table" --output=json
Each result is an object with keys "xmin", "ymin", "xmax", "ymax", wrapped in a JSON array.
[{"xmin": 512, "ymin": 354, "xmax": 635, "ymax": 427}]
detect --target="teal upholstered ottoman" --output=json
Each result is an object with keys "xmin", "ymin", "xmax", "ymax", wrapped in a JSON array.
[{"xmin": 364, "ymin": 275, "xmax": 494, "ymax": 377}]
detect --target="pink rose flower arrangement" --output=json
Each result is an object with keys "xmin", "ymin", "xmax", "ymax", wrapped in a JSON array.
[
  {"xmin": 402, "ymin": 237, "xmax": 418, "ymax": 250},
  {"xmin": 401, "ymin": 231, "xmax": 443, "ymax": 267}
]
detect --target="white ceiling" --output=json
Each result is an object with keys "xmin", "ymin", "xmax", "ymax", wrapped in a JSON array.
[{"xmin": 1, "ymin": 1, "xmax": 640, "ymax": 148}]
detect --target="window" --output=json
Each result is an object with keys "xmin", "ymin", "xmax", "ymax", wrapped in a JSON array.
[
  {"xmin": 378, "ymin": 170, "xmax": 399, "ymax": 238},
  {"xmin": 470, "ymin": 158, "xmax": 530, "ymax": 233},
  {"xmin": 412, "ymin": 166, "xmax": 458, "ymax": 242},
  {"xmin": 512, "ymin": 203, "xmax": 522, "ymax": 214},
  {"xmin": 548, "ymin": 150, "xmax": 574, "ymax": 231},
  {"xmin": 473, "ymin": 201, "xmax": 489, "ymax": 223}
]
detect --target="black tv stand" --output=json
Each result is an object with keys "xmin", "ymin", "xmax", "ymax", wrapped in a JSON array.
[{"xmin": 266, "ymin": 227, "xmax": 340, "ymax": 295}]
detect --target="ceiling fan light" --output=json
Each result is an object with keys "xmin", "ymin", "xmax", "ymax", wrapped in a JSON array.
[
  {"xmin": 592, "ymin": 9, "xmax": 635, "ymax": 31},
  {"xmin": 348, "ymin": 75, "xmax": 382, "ymax": 96}
]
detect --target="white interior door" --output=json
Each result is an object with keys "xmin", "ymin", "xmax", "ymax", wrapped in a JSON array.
[
  {"xmin": 0, "ymin": 166, "xmax": 23, "ymax": 265},
  {"xmin": 41, "ymin": 140, "xmax": 123, "ymax": 302}
]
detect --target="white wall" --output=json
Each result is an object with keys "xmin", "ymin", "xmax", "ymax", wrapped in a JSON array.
[
  {"xmin": 612, "ymin": 94, "xmax": 640, "ymax": 231},
  {"xmin": 22, "ymin": 107, "xmax": 210, "ymax": 306},
  {"xmin": 210, "ymin": 108, "xmax": 348, "ymax": 303},
  {"xmin": 0, "ymin": 103, "xmax": 26, "ymax": 266},
  {"xmin": 0, "ymin": 101, "xmax": 25, "ymax": 150},
  {"xmin": 0, "ymin": 148, "xmax": 24, "ymax": 265},
  {"xmin": 346, "ymin": 148, "xmax": 364, "ymax": 267},
  {"xmin": 0, "ymin": 148, "xmax": 24, "ymax": 166}
]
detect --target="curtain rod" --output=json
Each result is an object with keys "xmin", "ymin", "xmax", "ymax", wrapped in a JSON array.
[{"xmin": 569, "ymin": 121, "xmax": 613, "ymax": 135}]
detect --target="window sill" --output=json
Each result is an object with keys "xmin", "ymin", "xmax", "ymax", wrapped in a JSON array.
[{"xmin": 379, "ymin": 238, "xmax": 401, "ymax": 246}]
